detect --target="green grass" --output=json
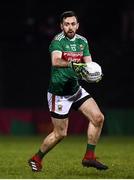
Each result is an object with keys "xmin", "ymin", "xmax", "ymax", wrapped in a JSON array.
[{"xmin": 0, "ymin": 135, "xmax": 134, "ymax": 179}]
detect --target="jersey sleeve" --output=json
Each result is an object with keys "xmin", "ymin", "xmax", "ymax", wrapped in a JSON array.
[
  {"xmin": 49, "ymin": 40, "xmax": 63, "ymax": 53},
  {"xmin": 83, "ymin": 41, "xmax": 91, "ymax": 56}
]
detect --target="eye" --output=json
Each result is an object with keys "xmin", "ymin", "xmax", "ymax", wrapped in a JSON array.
[
  {"xmin": 64, "ymin": 22, "xmax": 69, "ymax": 26},
  {"xmin": 72, "ymin": 22, "xmax": 76, "ymax": 26}
]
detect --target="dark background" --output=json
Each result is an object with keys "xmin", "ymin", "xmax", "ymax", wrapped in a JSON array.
[{"xmin": 0, "ymin": 0, "xmax": 134, "ymax": 108}]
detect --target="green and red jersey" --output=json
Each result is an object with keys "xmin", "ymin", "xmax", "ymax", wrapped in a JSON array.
[{"xmin": 48, "ymin": 31, "xmax": 91, "ymax": 95}]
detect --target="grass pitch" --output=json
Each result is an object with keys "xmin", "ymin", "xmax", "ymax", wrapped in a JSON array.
[{"xmin": 0, "ymin": 135, "xmax": 134, "ymax": 179}]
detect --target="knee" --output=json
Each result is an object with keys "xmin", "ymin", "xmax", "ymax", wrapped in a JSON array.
[
  {"xmin": 94, "ymin": 113, "xmax": 104, "ymax": 127},
  {"xmin": 55, "ymin": 130, "xmax": 67, "ymax": 140}
]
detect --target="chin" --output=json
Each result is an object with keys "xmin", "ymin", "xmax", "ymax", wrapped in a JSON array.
[{"xmin": 67, "ymin": 34, "xmax": 75, "ymax": 39}]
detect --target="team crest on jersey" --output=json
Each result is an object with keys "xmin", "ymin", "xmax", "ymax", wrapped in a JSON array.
[
  {"xmin": 57, "ymin": 101, "xmax": 63, "ymax": 111},
  {"xmin": 80, "ymin": 44, "xmax": 84, "ymax": 51},
  {"xmin": 58, "ymin": 104, "xmax": 62, "ymax": 111}
]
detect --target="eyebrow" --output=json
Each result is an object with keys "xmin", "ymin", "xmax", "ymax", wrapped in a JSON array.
[{"xmin": 64, "ymin": 21, "xmax": 77, "ymax": 24}]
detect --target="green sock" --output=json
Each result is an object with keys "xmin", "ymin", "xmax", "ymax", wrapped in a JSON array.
[
  {"xmin": 86, "ymin": 144, "xmax": 96, "ymax": 152},
  {"xmin": 36, "ymin": 149, "xmax": 46, "ymax": 159}
]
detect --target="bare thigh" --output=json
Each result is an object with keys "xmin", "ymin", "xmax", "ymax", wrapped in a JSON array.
[
  {"xmin": 52, "ymin": 117, "xmax": 69, "ymax": 137},
  {"xmin": 78, "ymin": 98, "xmax": 104, "ymax": 126}
]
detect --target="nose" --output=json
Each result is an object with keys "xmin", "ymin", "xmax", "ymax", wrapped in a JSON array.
[
  {"xmin": 69, "ymin": 24, "xmax": 73, "ymax": 29},
  {"xmin": 69, "ymin": 26, "xmax": 73, "ymax": 31}
]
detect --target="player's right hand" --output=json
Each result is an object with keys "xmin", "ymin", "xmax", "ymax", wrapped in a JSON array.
[{"xmin": 68, "ymin": 62, "xmax": 87, "ymax": 79}]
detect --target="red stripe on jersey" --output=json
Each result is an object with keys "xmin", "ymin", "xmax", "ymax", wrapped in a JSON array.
[{"xmin": 52, "ymin": 95, "xmax": 55, "ymax": 112}]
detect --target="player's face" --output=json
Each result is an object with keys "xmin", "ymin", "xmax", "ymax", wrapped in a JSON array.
[{"xmin": 60, "ymin": 16, "xmax": 79, "ymax": 39}]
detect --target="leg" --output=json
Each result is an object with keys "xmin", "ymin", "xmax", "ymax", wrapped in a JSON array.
[
  {"xmin": 40, "ymin": 117, "xmax": 68, "ymax": 154},
  {"xmin": 28, "ymin": 117, "xmax": 68, "ymax": 172},
  {"xmin": 28, "ymin": 91, "xmax": 73, "ymax": 172},
  {"xmin": 79, "ymin": 98, "xmax": 104, "ymax": 145},
  {"xmin": 79, "ymin": 97, "xmax": 108, "ymax": 170}
]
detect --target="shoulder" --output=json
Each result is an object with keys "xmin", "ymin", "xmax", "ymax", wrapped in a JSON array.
[
  {"xmin": 76, "ymin": 34, "xmax": 88, "ymax": 44},
  {"xmin": 53, "ymin": 32, "xmax": 65, "ymax": 41},
  {"xmin": 49, "ymin": 32, "xmax": 64, "ymax": 51}
]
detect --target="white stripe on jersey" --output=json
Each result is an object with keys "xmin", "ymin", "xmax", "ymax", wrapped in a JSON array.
[
  {"xmin": 54, "ymin": 32, "xmax": 88, "ymax": 43},
  {"xmin": 52, "ymin": 50, "xmax": 62, "ymax": 53},
  {"xmin": 76, "ymin": 34, "xmax": 88, "ymax": 43},
  {"xmin": 55, "ymin": 32, "xmax": 65, "ymax": 41}
]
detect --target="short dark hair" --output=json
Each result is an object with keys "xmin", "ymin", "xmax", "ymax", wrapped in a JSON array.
[{"xmin": 60, "ymin": 11, "xmax": 78, "ymax": 23}]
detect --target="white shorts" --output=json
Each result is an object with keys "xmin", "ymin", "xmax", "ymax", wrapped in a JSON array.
[{"xmin": 47, "ymin": 86, "xmax": 91, "ymax": 118}]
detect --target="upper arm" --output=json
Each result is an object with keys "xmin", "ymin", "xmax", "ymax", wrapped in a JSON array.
[
  {"xmin": 82, "ymin": 39, "xmax": 92, "ymax": 63},
  {"xmin": 49, "ymin": 39, "xmax": 63, "ymax": 66},
  {"xmin": 51, "ymin": 51, "xmax": 62, "ymax": 66}
]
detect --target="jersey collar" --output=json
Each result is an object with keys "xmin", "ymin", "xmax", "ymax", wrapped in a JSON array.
[{"xmin": 66, "ymin": 35, "xmax": 76, "ymax": 41}]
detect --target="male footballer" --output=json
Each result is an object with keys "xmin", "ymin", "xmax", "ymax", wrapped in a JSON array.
[{"xmin": 28, "ymin": 11, "xmax": 108, "ymax": 172}]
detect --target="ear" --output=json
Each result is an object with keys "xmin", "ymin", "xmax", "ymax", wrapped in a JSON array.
[
  {"xmin": 60, "ymin": 23, "xmax": 63, "ymax": 30},
  {"xmin": 76, "ymin": 23, "xmax": 79, "ymax": 30}
]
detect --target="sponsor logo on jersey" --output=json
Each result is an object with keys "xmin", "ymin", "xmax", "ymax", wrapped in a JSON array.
[
  {"xmin": 62, "ymin": 51, "xmax": 83, "ymax": 62},
  {"xmin": 65, "ymin": 45, "xmax": 70, "ymax": 49},
  {"xmin": 70, "ymin": 44, "xmax": 76, "ymax": 51}
]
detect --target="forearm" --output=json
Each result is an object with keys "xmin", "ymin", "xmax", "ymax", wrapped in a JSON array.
[{"xmin": 52, "ymin": 58, "xmax": 70, "ymax": 67}]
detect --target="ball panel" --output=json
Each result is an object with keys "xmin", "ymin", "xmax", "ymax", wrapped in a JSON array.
[{"xmin": 82, "ymin": 62, "xmax": 102, "ymax": 83}]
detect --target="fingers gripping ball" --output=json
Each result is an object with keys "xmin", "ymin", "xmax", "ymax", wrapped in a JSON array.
[
  {"xmin": 68, "ymin": 62, "xmax": 87, "ymax": 79},
  {"xmin": 68, "ymin": 61, "xmax": 103, "ymax": 83},
  {"xmin": 72, "ymin": 62, "xmax": 87, "ymax": 78}
]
